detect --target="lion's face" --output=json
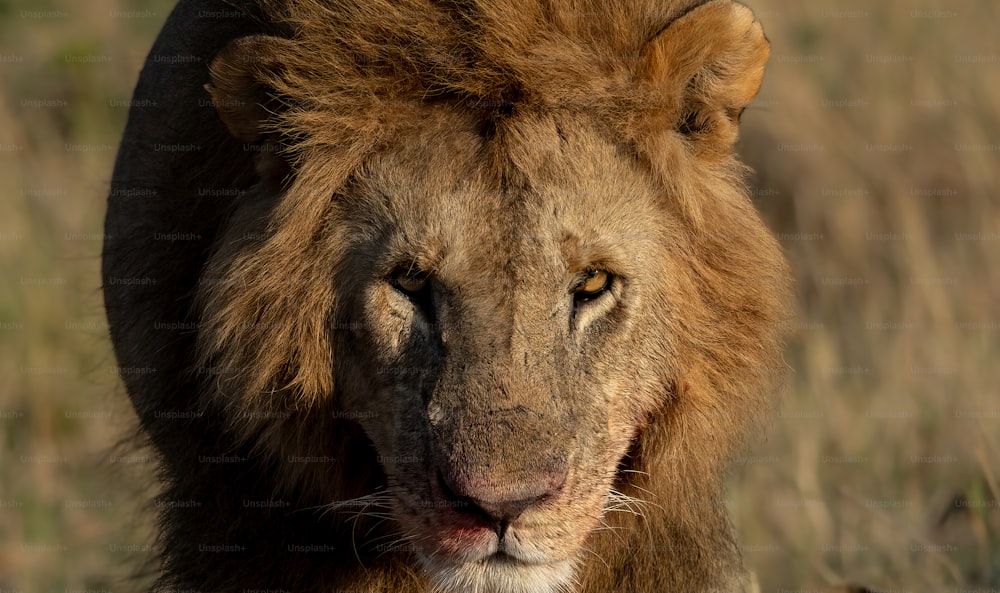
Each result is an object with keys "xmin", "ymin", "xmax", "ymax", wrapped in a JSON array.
[
  {"xmin": 185, "ymin": 3, "xmax": 787, "ymax": 592},
  {"xmin": 324, "ymin": 108, "xmax": 674, "ymax": 591}
]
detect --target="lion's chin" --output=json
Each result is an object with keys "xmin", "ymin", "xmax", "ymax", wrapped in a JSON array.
[{"xmin": 422, "ymin": 555, "xmax": 577, "ymax": 593}]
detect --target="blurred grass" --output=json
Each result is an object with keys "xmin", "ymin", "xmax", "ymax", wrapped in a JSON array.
[
  {"xmin": 733, "ymin": 2, "xmax": 1000, "ymax": 591},
  {"xmin": 0, "ymin": 1, "xmax": 997, "ymax": 592},
  {"xmin": 0, "ymin": 1, "xmax": 168, "ymax": 590}
]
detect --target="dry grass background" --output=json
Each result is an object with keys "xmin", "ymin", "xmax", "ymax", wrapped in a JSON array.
[{"xmin": 0, "ymin": 0, "xmax": 997, "ymax": 591}]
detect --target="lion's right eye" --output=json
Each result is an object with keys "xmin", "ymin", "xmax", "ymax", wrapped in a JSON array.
[
  {"xmin": 391, "ymin": 270, "xmax": 428, "ymax": 295},
  {"xmin": 389, "ymin": 269, "xmax": 435, "ymax": 321}
]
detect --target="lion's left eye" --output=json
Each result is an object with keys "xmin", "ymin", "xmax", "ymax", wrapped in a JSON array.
[{"xmin": 573, "ymin": 269, "xmax": 612, "ymax": 304}]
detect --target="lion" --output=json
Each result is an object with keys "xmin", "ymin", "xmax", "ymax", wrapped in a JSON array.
[{"xmin": 102, "ymin": 0, "xmax": 792, "ymax": 592}]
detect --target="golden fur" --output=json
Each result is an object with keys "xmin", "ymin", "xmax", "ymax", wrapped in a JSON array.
[{"xmin": 187, "ymin": 0, "xmax": 791, "ymax": 591}]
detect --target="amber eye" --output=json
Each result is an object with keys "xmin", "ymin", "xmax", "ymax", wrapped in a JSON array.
[
  {"xmin": 574, "ymin": 269, "xmax": 612, "ymax": 302},
  {"xmin": 391, "ymin": 270, "xmax": 429, "ymax": 295},
  {"xmin": 390, "ymin": 268, "xmax": 435, "ymax": 321}
]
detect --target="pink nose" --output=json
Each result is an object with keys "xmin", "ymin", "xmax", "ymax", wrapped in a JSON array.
[{"xmin": 436, "ymin": 464, "xmax": 568, "ymax": 530}]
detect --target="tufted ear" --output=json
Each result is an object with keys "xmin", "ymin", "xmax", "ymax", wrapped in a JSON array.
[
  {"xmin": 638, "ymin": 0, "xmax": 769, "ymax": 157},
  {"xmin": 205, "ymin": 35, "xmax": 296, "ymax": 176}
]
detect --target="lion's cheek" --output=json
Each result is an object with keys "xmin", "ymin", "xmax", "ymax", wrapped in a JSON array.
[
  {"xmin": 340, "ymin": 389, "xmax": 409, "ymax": 473},
  {"xmin": 519, "ymin": 491, "xmax": 610, "ymax": 560},
  {"xmin": 601, "ymin": 389, "xmax": 644, "ymax": 453}
]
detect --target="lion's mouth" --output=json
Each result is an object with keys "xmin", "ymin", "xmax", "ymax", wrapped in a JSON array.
[
  {"xmin": 399, "ymin": 495, "xmax": 571, "ymax": 588},
  {"xmin": 400, "ymin": 471, "xmax": 573, "ymax": 567},
  {"xmin": 428, "ymin": 547, "xmax": 544, "ymax": 568},
  {"xmin": 479, "ymin": 550, "xmax": 520, "ymax": 565},
  {"xmin": 422, "ymin": 515, "xmax": 548, "ymax": 566},
  {"xmin": 394, "ymin": 459, "xmax": 592, "ymax": 592}
]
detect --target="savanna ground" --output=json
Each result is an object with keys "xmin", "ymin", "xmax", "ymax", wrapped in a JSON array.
[{"xmin": 0, "ymin": 0, "xmax": 997, "ymax": 591}]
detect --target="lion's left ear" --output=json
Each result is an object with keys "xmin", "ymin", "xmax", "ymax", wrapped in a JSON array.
[
  {"xmin": 638, "ymin": 0, "xmax": 769, "ymax": 156},
  {"xmin": 205, "ymin": 35, "xmax": 296, "ymax": 177}
]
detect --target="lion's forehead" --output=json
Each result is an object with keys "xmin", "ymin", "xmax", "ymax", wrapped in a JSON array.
[{"xmin": 345, "ymin": 112, "xmax": 664, "ymax": 278}]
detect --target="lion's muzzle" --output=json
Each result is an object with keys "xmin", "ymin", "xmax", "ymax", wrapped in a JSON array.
[{"xmin": 434, "ymin": 458, "xmax": 569, "ymax": 535}]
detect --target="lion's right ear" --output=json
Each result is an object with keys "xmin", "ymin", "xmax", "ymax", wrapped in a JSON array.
[
  {"xmin": 637, "ymin": 0, "xmax": 769, "ymax": 159},
  {"xmin": 206, "ymin": 35, "xmax": 295, "ymax": 145}
]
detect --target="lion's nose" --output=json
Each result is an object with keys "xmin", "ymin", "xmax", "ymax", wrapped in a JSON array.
[{"xmin": 436, "ymin": 465, "xmax": 567, "ymax": 532}]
